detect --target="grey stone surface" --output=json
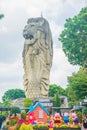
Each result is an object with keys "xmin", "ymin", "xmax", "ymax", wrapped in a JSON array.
[
  {"xmin": 22, "ymin": 17, "xmax": 53, "ymax": 99},
  {"xmin": 11, "ymin": 98, "xmax": 25, "ymax": 108}
]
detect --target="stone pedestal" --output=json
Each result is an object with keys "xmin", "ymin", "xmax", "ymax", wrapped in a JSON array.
[{"xmin": 26, "ymin": 87, "xmax": 41, "ymax": 99}]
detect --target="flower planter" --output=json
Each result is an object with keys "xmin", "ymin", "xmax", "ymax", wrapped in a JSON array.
[
  {"xmin": 34, "ymin": 128, "xmax": 81, "ymax": 130},
  {"xmin": 54, "ymin": 128, "xmax": 81, "ymax": 130},
  {"xmin": 34, "ymin": 128, "xmax": 49, "ymax": 130}
]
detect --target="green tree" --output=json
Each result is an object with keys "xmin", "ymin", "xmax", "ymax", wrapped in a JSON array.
[
  {"xmin": 48, "ymin": 84, "xmax": 66, "ymax": 97},
  {"xmin": 59, "ymin": 7, "xmax": 87, "ymax": 67},
  {"xmin": 82, "ymin": 107, "xmax": 87, "ymax": 114},
  {"xmin": 24, "ymin": 98, "xmax": 32, "ymax": 107},
  {"xmin": 0, "ymin": 14, "xmax": 4, "ymax": 19},
  {"xmin": 2, "ymin": 98, "xmax": 11, "ymax": 106},
  {"xmin": 67, "ymin": 68, "xmax": 87, "ymax": 106},
  {"xmin": 0, "ymin": 99, "xmax": 11, "ymax": 107},
  {"xmin": 11, "ymin": 106, "xmax": 21, "ymax": 114},
  {"xmin": 53, "ymin": 92, "xmax": 61, "ymax": 107},
  {"xmin": 2, "ymin": 89, "xmax": 25, "ymax": 101},
  {"xmin": 65, "ymin": 85, "xmax": 78, "ymax": 107}
]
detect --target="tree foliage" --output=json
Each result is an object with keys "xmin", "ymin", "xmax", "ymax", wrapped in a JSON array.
[
  {"xmin": 65, "ymin": 85, "xmax": 78, "ymax": 107},
  {"xmin": 82, "ymin": 107, "xmax": 87, "ymax": 114},
  {"xmin": 66, "ymin": 68, "xmax": 87, "ymax": 106},
  {"xmin": 59, "ymin": 7, "xmax": 87, "ymax": 67},
  {"xmin": 23, "ymin": 98, "xmax": 32, "ymax": 108},
  {"xmin": 53, "ymin": 92, "xmax": 61, "ymax": 107},
  {"xmin": 48, "ymin": 84, "xmax": 66, "ymax": 97},
  {"xmin": 2, "ymin": 89, "xmax": 26, "ymax": 101},
  {"xmin": 0, "ymin": 98, "xmax": 11, "ymax": 107},
  {"xmin": 76, "ymin": 111, "xmax": 82, "ymax": 123},
  {"xmin": 2, "ymin": 98, "xmax": 11, "ymax": 107},
  {"xmin": 0, "ymin": 14, "xmax": 4, "ymax": 19},
  {"xmin": 11, "ymin": 106, "xmax": 21, "ymax": 114}
]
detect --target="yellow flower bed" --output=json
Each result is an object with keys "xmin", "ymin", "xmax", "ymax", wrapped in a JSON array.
[{"xmin": 19, "ymin": 123, "xmax": 33, "ymax": 130}]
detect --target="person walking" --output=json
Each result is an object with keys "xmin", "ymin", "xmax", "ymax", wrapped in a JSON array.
[{"xmin": 82, "ymin": 114, "xmax": 87, "ymax": 130}]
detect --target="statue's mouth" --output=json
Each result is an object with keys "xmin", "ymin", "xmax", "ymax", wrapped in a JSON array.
[
  {"xmin": 24, "ymin": 34, "xmax": 34, "ymax": 40},
  {"xmin": 28, "ymin": 34, "xmax": 34, "ymax": 40}
]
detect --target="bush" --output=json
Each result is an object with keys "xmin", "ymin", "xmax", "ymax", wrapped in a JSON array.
[
  {"xmin": 23, "ymin": 98, "xmax": 32, "ymax": 107},
  {"xmin": 82, "ymin": 107, "xmax": 87, "ymax": 114},
  {"xmin": 11, "ymin": 106, "xmax": 21, "ymax": 114},
  {"xmin": 33, "ymin": 124, "xmax": 48, "ymax": 129},
  {"xmin": 21, "ymin": 112, "xmax": 27, "ymax": 119},
  {"xmin": 10, "ymin": 119, "xmax": 18, "ymax": 126},
  {"xmin": 76, "ymin": 111, "xmax": 82, "ymax": 123},
  {"xmin": 1, "ymin": 112, "xmax": 7, "ymax": 121},
  {"xmin": 24, "ymin": 98, "xmax": 32, "ymax": 112}
]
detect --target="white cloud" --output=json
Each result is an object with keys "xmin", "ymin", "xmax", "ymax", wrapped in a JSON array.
[
  {"xmin": 0, "ymin": 26, "xmax": 8, "ymax": 33},
  {"xmin": 67, "ymin": 0, "xmax": 87, "ymax": 12},
  {"xmin": 44, "ymin": 0, "xmax": 63, "ymax": 18},
  {"xmin": 0, "ymin": 54, "xmax": 24, "ymax": 102},
  {"xmin": 0, "ymin": 54, "xmax": 23, "ymax": 78},
  {"xmin": 50, "ymin": 45, "xmax": 79, "ymax": 88},
  {"xmin": 50, "ymin": 21, "xmax": 63, "ymax": 37}
]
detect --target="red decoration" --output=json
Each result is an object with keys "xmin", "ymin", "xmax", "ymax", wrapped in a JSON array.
[
  {"xmin": 54, "ymin": 113, "xmax": 62, "ymax": 124},
  {"xmin": 28, "ymin": 112, "xmax": 35, "ymax": 124}
]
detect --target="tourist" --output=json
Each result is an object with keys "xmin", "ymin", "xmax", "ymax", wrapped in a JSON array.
[{"xmin": 82, "ymin": 114, "xmax": 87, "ymax": 130}]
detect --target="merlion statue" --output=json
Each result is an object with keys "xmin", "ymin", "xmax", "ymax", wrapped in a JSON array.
[{"xmin": 22, "ymin": 17, "xmax": 53, "ymax": 99}]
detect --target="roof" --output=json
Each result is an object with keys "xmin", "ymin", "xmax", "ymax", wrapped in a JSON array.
[
  {"xmin": 11, "ymin": 98, "xmax": 25, "ymax": 108},
  {"xmin": 29, "ymin": 102, "xmax": 49, "ymax": 115}
]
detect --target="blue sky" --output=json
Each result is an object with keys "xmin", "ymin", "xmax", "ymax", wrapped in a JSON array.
[{"xmin": 0, "ymin": 0, "xmax": 86, "ymax": 102}]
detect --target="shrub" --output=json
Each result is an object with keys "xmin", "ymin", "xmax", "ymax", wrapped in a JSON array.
[
  {"xmin": 10, "ymin": 119, "xmax": 18, "ymax": 126},
  {"xmin": 33, "ymin": 124, "xmax": 48, "ymax": 129},
  {"xmin": 82, "ymin": 107, "xmax": 87, "ymax": 114},
  {"xmin": 24, "ymin": 98, "xmax": 32, "ymax": 107},
  {"xmin": 11, "ymin": 106, "xmax": 21, "ymax": 114},
  {"xmin": 1, "ymin": 112, "xmax": 7, "ymax": 121},
  {"xmin": 21, "ymin": 112, "xmax": 27, "ymax": 119},
  {"xmin": 76, "ymin": 111, "xmax": 82, "ymax": 123}
]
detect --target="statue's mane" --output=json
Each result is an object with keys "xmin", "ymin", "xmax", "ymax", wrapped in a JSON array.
[{"xmin": 27, "ymin": 17, "xmax": 48, "ymax": 24}]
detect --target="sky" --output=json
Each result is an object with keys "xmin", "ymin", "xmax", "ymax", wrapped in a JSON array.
[{"xmin": 0, "ymin": 0, "xmax": 86, "ymax": 102}]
